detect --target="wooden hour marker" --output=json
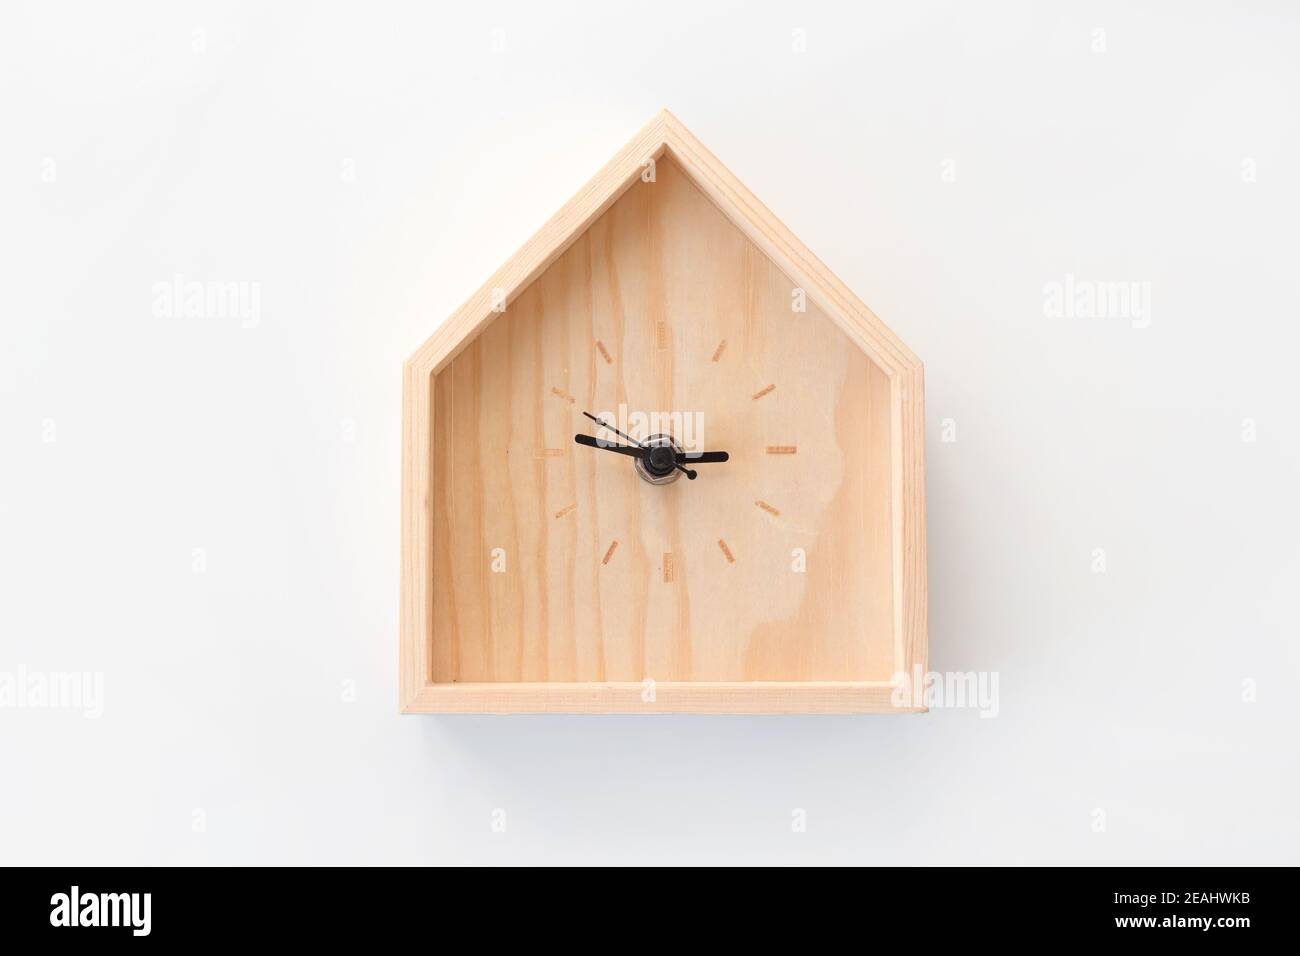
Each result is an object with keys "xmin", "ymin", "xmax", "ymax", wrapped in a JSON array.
[
  {"xmin": 754, "ymin": 500, "xmax": 780, "ymax": 517},
  {"xmin": 711, "ymin": 339, "xmax": 727, "ymax": 362},
  {"xmin": 532, "ymin": 448, "xmax": 565, "ymax": 459},
  {"xmin": 553, "ymin": 503, "xmax": 576, "ymax": 519},
  {"xmin": 551, "ymin": 386, "xmax": 575, "ymax": 404},
  {"xmin": 662, "ymin": 552, "xmax": 674, "ymax": 582},
  {"xmin": 717, "ymin": 539, "xmax": 735, "ymax": 563},
  {"xmin": 765, "ymin": 445, "xmax": 797, "ymax": 455},
  {"xmin": 656, "ymin": 321, "xmax": 669, "ymax": 350},
  {"xmin": 601, "ymin": 540, "xmax": 619, "ymax": 565},
  {"xmin": 595, "ymin": 340, "xmax": 613, "ymax": 364},
  {"xmin": 751, "ymin": 384, "xmax": 775, "ymax": 400}
]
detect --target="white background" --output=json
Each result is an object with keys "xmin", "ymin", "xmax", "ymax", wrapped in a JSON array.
[{"xmin": 3, "ymin": 1, "xmax": 1298, "ymax": 865}]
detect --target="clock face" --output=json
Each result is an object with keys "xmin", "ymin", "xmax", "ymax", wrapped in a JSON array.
[{"xmin": 432, "ymin": 157, "xmax": 894, "ymax": 684}]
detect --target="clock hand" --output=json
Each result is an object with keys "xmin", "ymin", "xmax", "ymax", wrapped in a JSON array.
[
  {"xmin": 573, "ymin": 433, "xmax": 644, "ymax": 459},
  {"xmin": 574, "ymin": 434, "xmax": 730, "ymax": 471},
  {"xmin": 678, "ymin": 450, "xmax": 729, "ymax": 464},
  {"xmin": 580, "ymin": 411, "xmax": 729, "ymax": 474},
  {"xmin": 582, "ymin": 411, "xmax": 645, "ymax": 448},
  {"xmin": 581, "ymin": 411, "xmax": 697, "ymax": 480}
]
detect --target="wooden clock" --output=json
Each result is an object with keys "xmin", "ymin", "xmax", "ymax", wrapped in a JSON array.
[{"xmin": 401, "ymin": 110, "xmax": 927, "ymax": 713}]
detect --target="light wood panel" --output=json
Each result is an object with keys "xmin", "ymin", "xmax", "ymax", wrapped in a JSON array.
[
  {"xmin": 431, "ymin": 157, "xmax": 893, "ymax": 683},
  {"xmin": 405, "ymin": 681, "xmax": 921, "ymax": 714}
]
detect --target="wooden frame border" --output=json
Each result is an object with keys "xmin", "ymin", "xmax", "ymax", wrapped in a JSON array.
[{"xmin": 401, "ymin": 110, "xmax": 927, "ymax": 714}]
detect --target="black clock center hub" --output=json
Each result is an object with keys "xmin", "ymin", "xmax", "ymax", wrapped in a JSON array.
[
  {"xmin": 632, "ymin": 433, "xmax": 684, "ymax": 485},
  {"xmin": 646, "ymin": 445, "xmax": 676, "ymax": 475}
]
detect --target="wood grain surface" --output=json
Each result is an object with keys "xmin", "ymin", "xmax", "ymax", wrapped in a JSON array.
[{"xmin": 431, "ymin": 157, "xmax": 894, "ymax": 683}]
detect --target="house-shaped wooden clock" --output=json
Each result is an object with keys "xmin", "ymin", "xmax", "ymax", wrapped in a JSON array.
[{"xmin": 401, "ymin": 110, "xmax": 927, "ymax": 714}]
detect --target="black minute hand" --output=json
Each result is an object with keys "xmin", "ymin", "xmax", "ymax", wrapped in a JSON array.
[{"xmin": 573, "ymin": 433, "xmax": 643, "ymax": 459}]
